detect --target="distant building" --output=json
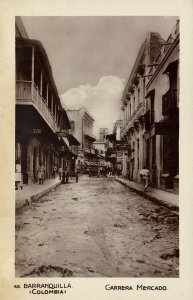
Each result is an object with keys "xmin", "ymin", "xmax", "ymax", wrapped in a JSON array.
[
  {"xmin": 113, "ymin": 120, "xmax": 123, "ymax": 171},
  {"xmin": 93, "ymin": 128, "xmax": 109, "ymax": 163},
  {"xmin": 98, "ymin": 128, "xmax": 109, "ymax": 142},
  {"xmin": 67, "ymin": 108, "xmax": 96, "ymax": 171}
]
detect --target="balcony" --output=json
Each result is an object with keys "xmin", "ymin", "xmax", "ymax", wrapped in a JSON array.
[
  {"xmin": 84, "ymin": 133, "xmax": 96, "ymax": 142},
  {"xmin": 16, "ymin": 80, "xmax": 59, "ymax": 133},
  {"xmin": 162, "ymin": 89, "xmax": 178, "ymax": 116},
  {"xmin": 132, "ymin": 102, "xmax": 144, "ymax": 120}
]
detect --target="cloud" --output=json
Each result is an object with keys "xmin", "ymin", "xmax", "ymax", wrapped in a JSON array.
[{"xmin": 60, "ymin": 75, "xmax": 124, "ymax": 135}]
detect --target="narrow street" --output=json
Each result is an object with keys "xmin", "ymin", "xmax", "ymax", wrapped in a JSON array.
[{"xmin": 15, "ymin": 175, "xmax": 179, "ymax": 278}]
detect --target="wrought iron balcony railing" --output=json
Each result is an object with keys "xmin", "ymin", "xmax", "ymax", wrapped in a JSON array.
[{"xmin": 16, "ymin": 80, "xmax": 59, "ymax": 133}]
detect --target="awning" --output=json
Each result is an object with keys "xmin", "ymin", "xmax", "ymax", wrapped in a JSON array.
[
  {"xmin": 68, "ymin": 149, "xmax": 78, "ymax": 158},
  {"xmin": 163, "ymin": 60, "xmax": 178, "ymax": 75},
  {"xmin": 58, "ymin": 108, "xmax": 71, "ymax": 129},
  {"xmin": 68, "ymin": 134, "xmax": 80, "ymax": 146},
  {"xmin": 61, "ymin": 137, "xmax": 69, "ymax": 149},
  {"xmin": 106, "ymin": 133, "xmax": 116, "ymax": 142},
  {"xmin": 145, "ymin": 89, "xmax": 155, "ymax": 99},
  {"xmin": 155, "ymin": 115, "xmax": 179, "ymax": 135},
  {"xmin": 84, "ymin": 133, "xmax": 96, "ymax": 142}
]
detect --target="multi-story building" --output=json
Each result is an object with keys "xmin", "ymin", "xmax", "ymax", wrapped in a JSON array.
[
  {"xmin": 120, "ymin": 21, "xmax": 179, "ymax": 194},
  {"xmin": 145, "ymin": 20, "xmax": 179, "ymax": 192},
  {"xmin": 93, "ymin": 128, "xmax": 109, "ymax": 165},
  {"xmin": 121, "ymin": 32, "xmax": 164, "ymax": 182},
  {"xmin": 67, "ymin": 108, "xmax": 96, "ymax": 171},
  {"xmin": 112, "ymin": 120, "xmax": 124, "ymax": 172},
  {"xmin": 98, "ymin": 128, "xmax": 109, "ymax": 142},
  {"xmin": 15, "ymin": 17, "xmax": 74, "ymax": 184}
]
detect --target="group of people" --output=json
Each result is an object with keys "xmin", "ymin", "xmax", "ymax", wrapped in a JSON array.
[
  {"xmin": 37, "ymin": 164, "xmax": 71, "ymax": 184},
  {"xmin": 16, "ymin": 159, "xmax": 153, "ymax": 192},
  {"xmin": 15, "ymin": 161, "xmax": 69, "ymax": 189},
  {"xmin": 37, "ymin": 163, "xmax": 68, "ymax": 184}
]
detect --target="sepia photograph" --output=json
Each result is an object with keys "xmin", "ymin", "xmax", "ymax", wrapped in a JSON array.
[{"xmin": 15, "ymin": 16, "xmax": 179, "ymax": 278}]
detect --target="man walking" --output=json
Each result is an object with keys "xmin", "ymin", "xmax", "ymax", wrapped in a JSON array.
[{"xmin": 140, "ymin": 166, "xmax": 150, "ymax": 192}]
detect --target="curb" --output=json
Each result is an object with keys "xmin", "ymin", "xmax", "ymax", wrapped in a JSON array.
[
  {"xmin": 16, "ymin": 181, "xmax": 61, "ymax": 211},
  {"xmin": 115, "ymin": 178, "xmax": 179, "ymax": 214}
]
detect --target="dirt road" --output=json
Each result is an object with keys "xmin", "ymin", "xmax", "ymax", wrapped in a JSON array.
[{"xmin": 15, "ymin": 176, "xmax": 179, "ymax": 277}]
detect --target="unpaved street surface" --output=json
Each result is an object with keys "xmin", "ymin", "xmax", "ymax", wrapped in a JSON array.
[{"xmin": 15, "ymin": 176, "xmax": 179, "ymax": 277}]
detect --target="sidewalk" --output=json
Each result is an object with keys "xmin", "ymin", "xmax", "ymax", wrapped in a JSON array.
[
  {"xmin": 15, "ymin": 177, "xmax": 61, "ymax": 210},
  {"xmin": 115, "ymin": 177, "xmax": 179, "ymax": 214}
]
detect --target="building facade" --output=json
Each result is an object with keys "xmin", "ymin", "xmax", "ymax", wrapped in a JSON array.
[
  {"xmin": 145, "ymin": 21, "xmax": 179, "ymax": 192},
  {"xmin": 67, "ymin": 108, "xmax": 96, "ymax": 171},
  {"xmin": 93, "ymin": 128, "xmax": 109, "ymax": 166},
  {"xmin": 15, "ymin": 18, "xmax": 75, "ymax": 184},
  {"xmin": 121, "ymin": 32, "xmax": 164, "ymax": 182},
  {"xmin": 113, "ymin": 120, "xmax": 124, "ymax": 171},
  {"xmin": 120, "ymin": 22, "xmax": 179, "ymax": 193},
  {"xmin": 98, "ymin": 128, "xmax": 109, "ymax": 142}
]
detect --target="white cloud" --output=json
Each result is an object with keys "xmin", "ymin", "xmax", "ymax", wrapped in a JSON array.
[{"xmin": 60, "ymin": 75, "xmax": 124, "ymax": 135}]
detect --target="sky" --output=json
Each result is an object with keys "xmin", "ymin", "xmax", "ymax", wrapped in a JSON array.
[{"xmin": 22, "ymin": 16, "xmax": 177, "ymax": 135}]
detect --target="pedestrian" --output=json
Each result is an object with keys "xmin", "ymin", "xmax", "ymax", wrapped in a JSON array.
[
  {"xmin": 62, "ymin": 167, "xmax": 69, "ymax": 184},
  {"xmin": 109, "ymin": 167, "xmax": 112, "ymax": 176},
  {"xmin": 126, "ymin": 169, "xmax": 130, "ymax": 180},
  {"xmin": 152, "ymin": 162, "xmax": 157, "ymax": 188},
  {"xmin": 15, "ymin": 160, "xmax": 22, "ymax": 190},
  {"xmin": 37, "ymin": 161, "xmax": 46, "ymax": 185},
  {"xmin": 52, "ymin": 164, "xmax": 57, "ymax": 179},
  {"xmin": 58, "ymin": 166, "xmax": 63, "ymax": 180},
  {"xmin": 140, "ymin": 166, "xmax": 150, "ymax": 192}
]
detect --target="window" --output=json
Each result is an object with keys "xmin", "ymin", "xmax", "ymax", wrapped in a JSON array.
[
  {"xmin": 137, "ymin": 139, "xmax": 139, "ymax": 169},
  {"xmin": 133, "ymin": 96, "xmax": 135, "ymax": 111},
  {"xmin": 138, "ymin": 88, "xmax": 140, "ymax": 105},
  {"xmin": 146, "ymin": 139, "xmax": 150, "ymax": 168},
  {"xmin": 143, "ymin": 78, "xmax": 146, "ymax": 99},
  {"xmin": 150, "ymin": 95, "xmax": 155, "ymax": 124},
  {"xmin": 70, "ymin": 121, "xmax": 75, "ymax": 132},
  {"xmin": 163, "ymin": 135, "xmax": 169, "ymax": 174}
]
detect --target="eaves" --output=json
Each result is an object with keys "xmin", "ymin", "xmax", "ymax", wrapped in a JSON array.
[{"xmin": 147, "ymin": 34, "xmax": 179, "ymax": 89}]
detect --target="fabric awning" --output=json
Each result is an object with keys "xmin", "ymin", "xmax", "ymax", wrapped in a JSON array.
[
  {"xmin": 61, "ymin": 137, "xmax": 69, "ymax": 148},
  {"xmin": 155, "ymin": 115, "xmax": 179, "ymax": 135},
  {"xmin": 68, "ymin": 134, "xmax": 80, "ymax": 146},
  {"xmin": 145, "ymin": 89, "xmax": 155, "ymax": 98},
  {"xmin": 163, "ymin": 60, "xmax": 178, "ymax": 74}
]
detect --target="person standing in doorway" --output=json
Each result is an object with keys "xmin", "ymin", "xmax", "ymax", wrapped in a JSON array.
[
  {"xmin": 52, "ymin": 164, "xmax": 57, "ymax": 179},
  {"xmin": 58, "ymin": 166, "xmax": 63, "ymax": 180},
  {"xmin": 152, "ymin": 162, "xmax": 157, "ymax": 188},
  {"xmin": 15, "ymin": 160, "xmax": 22, "ymax": 190},
  {"xmin": 37, "ymin": 162, "xmax": 45, "ymax": 185}
]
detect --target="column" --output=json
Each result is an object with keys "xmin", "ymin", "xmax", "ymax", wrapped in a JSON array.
[
  {"xmin": 40, "ymin": 70, "xmax": 43, "ymax": 96},
  {"xmin": 46, "ymin": 84, "xmax": 49, "ymax": 106},
  {"xmin": 51, "ymin": 94, "xmax": 54, "ymax": 115},
  {"xmin": 31, "ymin": 47, "xmax": 35, "ymax": 101}
]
